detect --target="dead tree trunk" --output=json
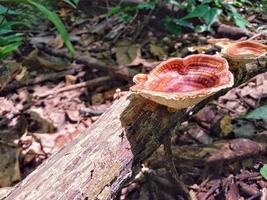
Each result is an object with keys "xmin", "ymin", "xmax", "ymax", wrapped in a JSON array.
[
  {"xmin": 3, "ymin": 63, "xmax": 267, "ymax": 200},
  {"xmin": 3, "ymin": 93, "xmax": 189, "ymax": 200}
]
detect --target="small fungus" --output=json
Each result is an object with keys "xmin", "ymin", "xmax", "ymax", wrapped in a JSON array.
[
  {"xmin": 130, "ymin": 54, "xmax": 234, "ymax": 109},
  {"xmin": 221, "ymin": 40, "xmax": 267, "ymax": 69}
]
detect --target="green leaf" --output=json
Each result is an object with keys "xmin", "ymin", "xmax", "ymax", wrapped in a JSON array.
[
  {"xmin": 0, "ymin": 33, "xmax": 23, "ymax": 46},
  {"xmin": 174, "ymin": 18, "xmax": 193, "ymax": 28},
  {"xmin": 202, "ymin": 0, "xmax": 214, "ymax": 4},
  {"xmin": 123, "ymin": 6, "xmax": 138, "ymax": 13},
  {"xmin": 27, "ymin": 0, "xmax": 75, "ymax": 56},
  {"xmin": 120, "ymin": 14, "xmax": 133, "ymax": 23},
  {"xmin": 225, "ymin": 4, "xmax": 248, "ymax": 30},
  {"xmin": 203, "ymin": 8, "xmax": 221, "ymax": 30},
  {"xmin": 182, "ymin": 4, "xmax": 209, "ymax": 19},
  {"xmin": 0, "ymin": 5, "xmax": 17, "ymax": 15},
  {"xmin": 136, "ymin": 2, "xmax": 156, "ymax": 10},
  {"xmin": 245, "ymin": 105, "xmax": 267, "ymax": 120},
  {"xmin": 167, "ymin": 0, "xmax": 180, "ymax": 7},
  {"xmin": 107, "ymin": 6, "xmax": 122, "ymax": 16},
  {"xmin": 0, "ymin": 42, "xmax": 21, "ymax": 60},
  {"xmin": 0, "ymin": 21, "xmax": 24, "ymax": 34},
  {"xmin": 195, "ymin": 24, "xmax": 207, "ymax": 32},
  {"xmin": 64, "ymin": 0, "xmax": 79, "ymax": 8},
  {"xmin": 231, "ymin": 12, "xmax": 248, "ymax": 30},
  {"xmin": 260, "ymin": 164, "xmax": 267, "ymax": 180},
  {"xmin": 164, "ymin": 17, "xmax": 181, "ymax": 35}
]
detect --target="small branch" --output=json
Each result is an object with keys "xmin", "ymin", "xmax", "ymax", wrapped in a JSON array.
[
  {"xmin": 34, "ymin": 76, "xmax": 111, "ymax": 99},
  {"xmin": 36, "ymin": 44, "xmax": 110, "ymax": 72},
  {"xmin": 163, "ymin": 134, "xmax": 190, "ymax": 199},
  {"xmin": 0, "ymin": 68, "xmax": 78, "ymax": 95},
  {"xmin": 248, "ymin": 31, "xmax": 267, "ymax": 41}
]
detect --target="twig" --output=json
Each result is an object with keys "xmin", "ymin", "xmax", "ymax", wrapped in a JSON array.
[
  {"xmin": 212, "ymin": 102, "xmax": 241, "ymax": 114},
  {"xmin": 235, "ymin": 91, "xmax": 256, "ymax": 109},
  {"xmin": 133, "ymin": 8, "xmax": 154, "ymax": 41},
  {"xmin": 163, "ymin": 133, "xmax": 190, "ymax": 200},
  {"xmin": 34, "ymin": 76, "xmax": 111, "ymax": 99},
  {"xmin": 200, "ymin": 180, "xmax": 221, "ymax": 200},
  {"xmin": 37, "ymin": 43, "xmax": 136, "ymax": 80},
  {"xmin": 248, "ymin": 31, "xmax": 267, "ymax": 40},
  {"xmin": 0, "ymin": 68, "xmax": 78, "ymax": 95},
  {"xmin": 37, "ymin": 44, "xmax": 110, "ymax": 72}
]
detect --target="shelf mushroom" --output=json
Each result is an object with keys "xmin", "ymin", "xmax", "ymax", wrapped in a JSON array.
[
  {"xmin": 221, "ymin": 40, "xmax": 267, "ymax": 69},
  {"xmin": 130, "ymin": 54, "xmax": 234, "ymax": 109}
]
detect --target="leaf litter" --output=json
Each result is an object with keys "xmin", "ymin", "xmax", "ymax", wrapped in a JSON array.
[{"xmin": 0, "ymin": 1, "xmax": 267, "ymax": 199}]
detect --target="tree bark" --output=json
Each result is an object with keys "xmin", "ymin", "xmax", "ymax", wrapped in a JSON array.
[{"xmin": 3, "ymin": 93, "xmax": 188, "ymax": 200}]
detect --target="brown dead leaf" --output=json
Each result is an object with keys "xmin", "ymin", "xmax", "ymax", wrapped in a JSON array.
[
  {"xmin": 65, "ymin": 75, "xmax": 76, "ymax": 85},
  {"xmin": 0, "ymin": 62, "xmax": 23, "ymax": 91},
  {"xmin": 28, "ymin": 110, "xmax": 56, "ymax": 133},
  {"xmin": 0, "ymin": 146, "xmax": 20, "ymax": 187},
  {"xmin": 220, "ymin": 115, "xmax": 233, "ymax": 137},
  {"xmin": 36, "ymin": 52, "xmax": 70, "ymax": 71},
  {"xmin": 115, "ymin": 40, "xmax": 138, "ymax": 66},
  {"xmin": 91, "ymin": 93, "xmax": 105, "ymax": 105},
  {"xmin": 49, "ymin": 35, "xmax": 64, "ymax": 49},
  {"xmin": 0, "ymin": 98, "xmax": 16, "ymax": 116},
  {"xmin": 122, "ymin": 48, "xmax": 160, "ymax": 69},
  {"xmin": 149, "ymin": 44, "xmax": 167, "ymax": 59},
  {"xmin": 23, "ymin": 49, "xmax": 70, "ymax": 71},
  {"xmin": 0, "ymin": 127, "xmax": 21, "ymax": 187},
  {"xmin": 187, "ymin": 123, "xmax": 213, "ymax": 144},
  {"xmin": 66, "ymin": 110, "xmax": 80, "ymax": 123}
]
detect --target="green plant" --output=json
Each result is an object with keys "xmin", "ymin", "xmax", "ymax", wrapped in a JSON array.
[
  {"xmin": 27, "ymin": 0, "xmax": 75, "ymax": 55},
  {"xmin": 64, "ymin": 0, "xmax": 80, "ymax": 8},
  {"xmin": 107, "ymin": 1, "xmax": 156, "ymax": 23},
  {"xmin": 106, "ymin": 0, "xmax": 249, "ymax": 35},
  {"xmin": 0, "ymin": 30, "xmax": 22, "ymax": 60},
  {"xmin": 0, "ymin": 0, "xmax": 75, "ymax": 60},
  {"xmin": 164, "ymin": 0, "xmax": 249, "ymax": 34},
  {"xmin": 245, "ymin": 105, "xmax": 267, "ymax": 120},
  {"xmin": 260, "ymin": 164, "xmax": 267, "ymax": 180},
  {"xmin": 0, "ymin": 4, "xmax": 23, "ymax": 60}
]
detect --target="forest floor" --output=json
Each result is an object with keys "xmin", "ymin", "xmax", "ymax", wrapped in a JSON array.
[{"xmin": 0, "ymin": 1, "xmax": 267, "ymax": 199}]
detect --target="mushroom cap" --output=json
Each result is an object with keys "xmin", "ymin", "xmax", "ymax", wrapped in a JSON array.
[
  {"xmin": 130, "ymin": 54, "xmax": 234, "ymax": 109},
  {"xmin": 221, "ymin": 40, "xmax": 267, "ymax": 62}
]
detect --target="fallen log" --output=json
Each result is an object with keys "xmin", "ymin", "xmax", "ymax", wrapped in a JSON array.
[
  {"xmin": 2, "ymin": 93, "xmax": 189, "ymax": 200},
  {"xmin": 3, "ymin": 61, "xmax": 267, "ymax": 200}
]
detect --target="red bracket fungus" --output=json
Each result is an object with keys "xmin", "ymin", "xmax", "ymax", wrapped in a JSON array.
[
  {"xmin": 130, "ymin": 54, "xmax": 234, "ymax": 109},
  {"xmin": 221, "ymin": 40, "xmax": 267, "ymax": 69}
]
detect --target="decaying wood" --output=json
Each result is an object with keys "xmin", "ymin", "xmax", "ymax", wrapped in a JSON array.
[
  {"xmin": 3, "ymin": 62, "xmax": 267, "ymax": 199},
  {"xmin": 2, "ymin": 93, "xmax": 188, "ymax": 200}
]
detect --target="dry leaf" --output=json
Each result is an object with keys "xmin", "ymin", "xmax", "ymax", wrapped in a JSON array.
[
  {"xmin": 49, "ymin": 35, "xmax": 64, "ymax": 49},
  {"xmin": 149, "ymin": 44, "xmax": 167, "ymax": 59},
  {"xmin": 115, "ymin": 40, "xmax": 138, "ymax": 65},
  {"xmin": 65, "ymin": 75, "xmax": 76, "ymax": 85},
  {"xmin": 220, "ymin": 115, "xmax": 233, "ymax": 137}
]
